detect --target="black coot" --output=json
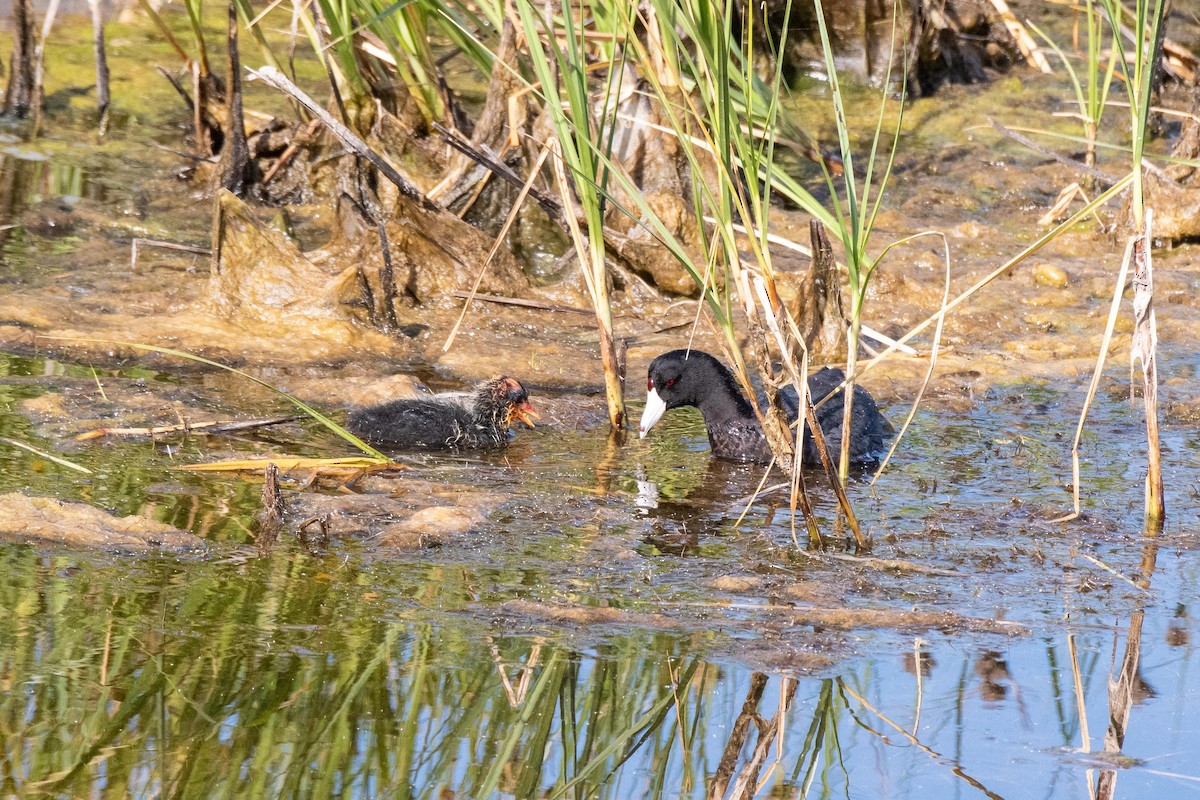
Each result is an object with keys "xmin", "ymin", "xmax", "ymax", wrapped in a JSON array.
[
  {"xmin": 348, "ymin": 376, "xmax": 539, "ymax": 449},
  {"xmin": 638, "ymin": 349, "xmax": 888, "ymax": 465}
]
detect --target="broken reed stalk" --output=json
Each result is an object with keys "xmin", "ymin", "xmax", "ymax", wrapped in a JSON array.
[
  {"xmin": 749, "ymin": 271, "xmax": 867, "ymax": 550},
  {"xmin": 1095, "ymin": 610, "xmax": 1147, "ymax": 798},
  {"xmin": 4, "ymin": 0, "xmax": 36, "ymax": 117},
  {"xmin": 708, "ymin": 673, "xmax": 769, "ymax": 799},
  {"xmin": 737, "ymin": 273, "xmax": 798, "ymax": 470},
  {"xmin": 727, "ymin": 676, "xmax": 796, "ymax": 796},
  {"xmin": 220, "ymin": 0, "xmax": 251, "ymax": 196},
  {"xmin": 1130, "ymin": 210, "xmax": 1163, "ymax": 520},
  {"xmin": 1099, "ymin": 0, "xmax": 1166, "ymax": 522},
  {"xmin": 29, "ymin": 0, "xmax": 60, "ymax": 137},
  {"xmin": 256, "ymin": 462, "xmax": 284, "ymax": 550},
  {"xmin": 801, "ymin": 391, "xmax": 866, "ymax": 549},
  {"xmin": 374, "ymin": 220, "xmax": 399, "ymax": 329},
  {"xmin": 740, "ymin": 274, "xmax": 814, "ymax": 542}
]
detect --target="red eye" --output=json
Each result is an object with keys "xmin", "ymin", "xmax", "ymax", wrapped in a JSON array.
[{"xmin": 665, "ymin": 377, "xmax": 677, "ymax": 388}]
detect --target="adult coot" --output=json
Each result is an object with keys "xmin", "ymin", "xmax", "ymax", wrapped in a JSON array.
[
  {"xmin": 638, "ymin": 349, "xmax": 888, "ymax": 466},
  {"xmin": 348, "ymin": 376, "xmax": 539, "ymax": 449}
]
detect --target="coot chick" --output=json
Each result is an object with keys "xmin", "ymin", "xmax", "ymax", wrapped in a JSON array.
[
  {"xmin": 638, "ymin": 349, "xmax": 888, "ymax": 466},
  {"xmin": 347, "ymin": 376, "xmax": 539, "ymax": 449}
]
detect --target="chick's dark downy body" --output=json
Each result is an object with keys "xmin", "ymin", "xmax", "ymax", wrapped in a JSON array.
[
  {"xmin": 348, "ymin": 376, "xmax": 539, "ymax": 449},
  {"xmin": 639, "ymin": 349, "xmax": 888, "ymax": 466}
]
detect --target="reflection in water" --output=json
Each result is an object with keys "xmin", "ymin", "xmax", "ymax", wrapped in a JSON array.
[
  {"xmin": 0, "ymin": 152, "xmax": 97, "ymax": 268},
  {"xmin": 6, "ymin": 540, "xmax": 1185, "ymax": 796},
  {"xmin": 1166, "ymin": 604, "xmax": 1190, "ymax": 647},
  {"xmin": 1092, "ymin": 531, "xmax": 1160, "ymax": 800},
  {"xmin": 903, "ymin": 644, "xmax": 937, "ymax": 677},
  {"xmin": 976, "ymin": 649, "xmax": 1011, "ymax": 702},
  {"xmin": 2, "ymin": 358, "xmax": 1200, "ymax": 796}
]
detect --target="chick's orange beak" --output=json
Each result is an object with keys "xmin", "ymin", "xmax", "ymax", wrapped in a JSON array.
[{"xmin": 514, "ymin": 401, "xmax": 540, "ymax": 428}]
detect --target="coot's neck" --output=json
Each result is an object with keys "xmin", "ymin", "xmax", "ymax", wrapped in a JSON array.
[
  {"xmin": 471, "ymin": 384, "xmax": 505, "ymax": 431},
  {"xmin": 692, "ymin": 358, "xmax": 756, "ymax": 428}
]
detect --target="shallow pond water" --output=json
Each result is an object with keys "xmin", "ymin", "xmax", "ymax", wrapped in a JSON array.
[{"xmin": 3, "ymin": 349, "xmax": 1200, "ymax": 799}]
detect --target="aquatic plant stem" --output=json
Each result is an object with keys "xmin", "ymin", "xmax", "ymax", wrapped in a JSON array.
[
  {"xmin": 549, "ymin": 139, "xmax": 625, "ymax": 430},
  {"xmin": 1099, "ymin": 0, "xmax": 1166, "ymax": 521}
]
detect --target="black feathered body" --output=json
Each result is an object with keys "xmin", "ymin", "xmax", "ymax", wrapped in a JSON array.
[
  {"xmin": 347, "ymin": 377, "xmax": 534, "ymax": 450},
  {"xmin": 642, "ymin": 350, "xmax": 888, "ymax": 466}
]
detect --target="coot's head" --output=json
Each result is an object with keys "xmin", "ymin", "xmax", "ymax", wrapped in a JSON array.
[
  {"xmin": 481, "ymin": 376, "xmax": 540, "ymax": 429},
  {"xmin": 639, "ymin": 349, "xmax": 726, "ymax": 437}
]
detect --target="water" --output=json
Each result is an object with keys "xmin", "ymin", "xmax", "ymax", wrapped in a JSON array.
[{"xmin": 1, "ymin": 352, "xmax": 1198, "ymax": 799}]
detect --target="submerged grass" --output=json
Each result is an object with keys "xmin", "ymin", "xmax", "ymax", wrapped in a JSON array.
[{"xmin": 0, "ymin": 435, "xmax": 91, "ymax": 473}]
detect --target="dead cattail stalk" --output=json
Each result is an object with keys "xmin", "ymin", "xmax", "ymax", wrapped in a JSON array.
[
  {"xmin": 29, "ymin": 0, "xmax": 60, "ymax": 137},
  {"xmin": 1130, "ymin": 209, "xmax": 1163, "ymax": 521},
  {"xmin": 219, "ymin": 0, "xmax": 251, "ymax": 196},
  {"xmin": 4, "ymin": 0, "xmax": 37, "ymax": 118}
]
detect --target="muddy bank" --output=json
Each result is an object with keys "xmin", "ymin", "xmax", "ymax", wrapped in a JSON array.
[
  {"xmin": 0, "ymin": 492, "xmax": 204, "ymax": 550},
  {"xmin": 0, "ymin": 72, "xmax": 1196, "ymax": 422}
]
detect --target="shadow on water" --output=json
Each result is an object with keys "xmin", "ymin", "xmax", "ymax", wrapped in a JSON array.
[{"xmin": 1, "ymin": 353, "xmax": 1200, "ymax": 798}]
